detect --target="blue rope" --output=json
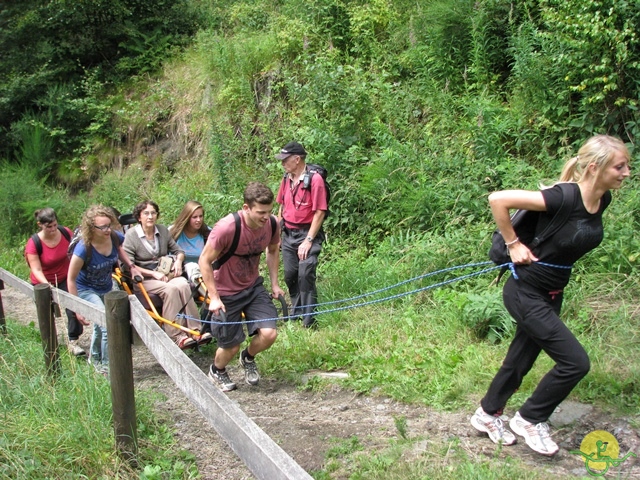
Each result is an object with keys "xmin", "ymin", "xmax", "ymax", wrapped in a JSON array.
[
  {"xmin": 180, "ymin": 261, "xmax": 495, "ymax": 325},
  {"xmin": 507, "ymin": 260, "xmax": 572, "ymax": 279},
  {"xmin": 179, "ymin": 260, "xmax": 573, "ymax": 326},
  {"xmin": 274, "ymin": 260, "xmax": 495, "ymax": 310}
]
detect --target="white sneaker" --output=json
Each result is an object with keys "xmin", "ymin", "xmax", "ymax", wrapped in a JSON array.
[
  {"xmin": 509, "ymin": 411, "xmax": 559, "ymax": 456},
  {"xmin": 68, "ymin": 339, "xmax": 86, "ymax": 357},
  {"xmin": 470, "ymin": 407, "xmax": 517, "ymax": 445}
]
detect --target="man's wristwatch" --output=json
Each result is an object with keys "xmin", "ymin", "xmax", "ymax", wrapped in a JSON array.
[{"xmin": 306, "ymin": 236, "xmax": 314, "ymax": 242}]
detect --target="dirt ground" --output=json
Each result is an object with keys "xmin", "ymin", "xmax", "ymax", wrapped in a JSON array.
[{"xmin": 2, "ymin": 283, "xmax": 639, "ymax": 479}]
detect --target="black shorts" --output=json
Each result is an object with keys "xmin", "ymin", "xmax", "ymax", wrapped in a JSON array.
[{"xmin": 211, "ymin": 277, "xmax": 277, "ymax": 348}]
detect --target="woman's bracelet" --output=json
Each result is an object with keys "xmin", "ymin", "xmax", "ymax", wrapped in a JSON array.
[{"xmin": 505, "ymin": 237, "xmax": 520, "ymax": 247}]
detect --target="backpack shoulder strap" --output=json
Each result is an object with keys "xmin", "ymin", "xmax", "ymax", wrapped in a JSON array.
[
  {"xmin": 270, "ymin": 215, "xmax": 276, "ymax": 238},
  {"xmin": 110, "ymin": 230, "xmax": 121, "ymax": 248},
  {"xmin": 31, "ymin": 234, "xmax": 43, "ymax": 256},
  {"xmin": 32, "ymin": 226, "xmax": 71, "ymax": 256},
  {"xmin": 59, "ymin": 226, "xmax": 71, "ymax": 243},
  {"xmin": 530, "ymin": 183, "xmax": 577, "ymax": 247},
  {"xmin": 212, "ymin": 212, "xmax": 242, "ymax": 270}
]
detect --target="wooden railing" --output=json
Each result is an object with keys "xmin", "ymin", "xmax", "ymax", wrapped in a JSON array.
[{"xmin": 0, "ymin": 268, "xmax": 311, "ymax": 480}]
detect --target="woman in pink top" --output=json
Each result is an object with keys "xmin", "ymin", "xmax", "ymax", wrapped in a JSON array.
[{"xmin": 24, "ymin": 208, "xmax": 88, "ymax": 356}]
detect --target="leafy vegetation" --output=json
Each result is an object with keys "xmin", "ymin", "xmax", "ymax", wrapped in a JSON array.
[
  {"xmin": 0, "ymin": 0, "xmax": 639, "ymax": 477},
  {"xmin": 0, "ymin": 0, "xmax": 198, "ymax": 183}
]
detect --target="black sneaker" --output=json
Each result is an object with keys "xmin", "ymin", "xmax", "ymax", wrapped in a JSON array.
[
  {"xmin": 239, "ymin": 354, "xmax": 260, "ymax": 385},
  {"xmin": 207, "ymin": 365, "xmax": 236, "ymax": 392}
]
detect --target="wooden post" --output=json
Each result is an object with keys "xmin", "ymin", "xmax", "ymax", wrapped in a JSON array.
[
  {"xmin": 0, "ymin": 279, "xmax": 6, "ymax": 334},
  {"xmin": 105, "ymin": 290, "xmax": 137, "ymax": 461},
  {"xmin": 34, "ymin": 283, "xmax": 60, "ymax": 375}
]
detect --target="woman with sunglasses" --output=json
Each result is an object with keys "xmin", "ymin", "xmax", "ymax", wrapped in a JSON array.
[{"xmin": 67, "ymin": 205, "xmax": 141, "ymax": 374}]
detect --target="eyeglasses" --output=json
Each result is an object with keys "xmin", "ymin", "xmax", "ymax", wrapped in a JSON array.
[
  {"xmin": 142, "ymin": 211, "xmax": 158, "ymax": 217},
  {"xmin": 94, "ymin": 224, "xmax": 112, "ymax": 231}
]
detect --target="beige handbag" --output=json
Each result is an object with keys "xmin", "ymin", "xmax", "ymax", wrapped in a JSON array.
[{"xmin": 155, "ymin": 255, "xmax": 175, "ymax": 277}]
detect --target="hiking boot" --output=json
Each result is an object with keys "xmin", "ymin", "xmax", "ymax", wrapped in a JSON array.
[
  {"xmin": 239, "ymin": 354, "xmax": 260, "ymax": 385},
  {"xmin": 509, "ymin": 412, "xmax": 559, "ymax": 456},
  {"xmin": 68, "ymin": 339, "xmax": 86, "ymax": 357},
  {"xmin": 208, "ymin": 365, "xmax": 236, "ymax": 392},
  {"xmin": 470, "ymin": 407, "xmax": 517, "ymax": 446}
]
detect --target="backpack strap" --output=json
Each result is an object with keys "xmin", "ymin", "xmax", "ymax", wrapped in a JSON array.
[
  {"xmin": 111, "ymin": 229, "xmax": 121, "ymax": 248},
  {"xmin": 59, "ymin": 225, "xmax": 71, "ymax": 243},
  {"xmin": 269, "ymin": 214, "xmax": 276, "ymax": 243},
  {"xmin": 529, "ymin": 182, "xmax": 577, "ymax": 248},
  {"xmin": 31, "ymin": 226, "xmax": 71, "ymax": 256},
  {"xmin": 212, "ymin": 212, "xmax": 277, "ymax": 271},
  {"xmin": 494, "ymin": 183, "xmax": 577, "ymax": 284},
  {"xmin": 212, "ymin": 212, "xmax": 242, "ymax": 271},
  {"xmin": 82, "ymin": 230, "xmax": 121, "ymax": 269},
  {"xmin": 31, "ymin": 233, "xmax": 43, "ymax": 257}
]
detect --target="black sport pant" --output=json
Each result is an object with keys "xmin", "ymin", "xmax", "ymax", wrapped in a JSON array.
[
  {"xmin": 480, "ymin": 276, "xmax": 590, "ymax": 424},
  {"xmin": 281, "ymin": 227, "xmax": 324, "ymax": 326}
]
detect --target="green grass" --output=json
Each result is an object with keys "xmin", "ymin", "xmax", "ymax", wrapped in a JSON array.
[
  {"xmin": 0, "ymin": 320, "xmax": 199, "ymax": 479},
  {"xmin": 311, "ymin": 434, "xmax": 558, "ymax": 480}
]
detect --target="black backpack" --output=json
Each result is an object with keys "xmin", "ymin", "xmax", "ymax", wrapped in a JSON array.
[
  {"xmin": 489, "ymin": 183, "xmax": 576, "ymax": 277},
  {"xmin": 305, "ymin": 164, "xmax": 331, "ymax": 214},
  {"xmin": 212, "ymin": 212, "xmax": 277, "ymax": 270},
  {"xmin": 283, "ymin": 163, "xmax": 331, "ymax": 218}
]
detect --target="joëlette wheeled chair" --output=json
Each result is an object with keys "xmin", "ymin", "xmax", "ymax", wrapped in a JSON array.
[
  {"xmin": 112, "ymin": 213, "xmax": 288, "ymax": 346},
  {"xmin": 111, "ymin": 213, "xmax": 206, "ymax": 348}
]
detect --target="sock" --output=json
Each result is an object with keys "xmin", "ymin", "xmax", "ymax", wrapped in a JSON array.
[{"xmin": 242, "ymin": 348, "xmax": 255, "ymax": 362}]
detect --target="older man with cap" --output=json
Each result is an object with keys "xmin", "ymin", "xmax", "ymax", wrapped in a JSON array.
[{"xmin": 276, "ymin": 141, "xmax": 328, "ymax": 328}]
